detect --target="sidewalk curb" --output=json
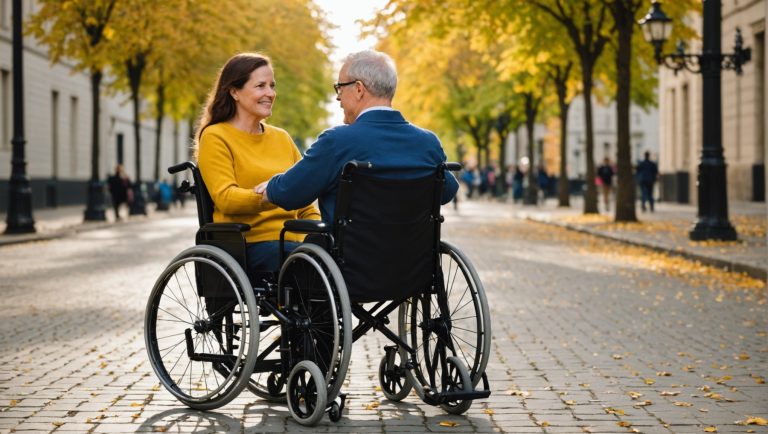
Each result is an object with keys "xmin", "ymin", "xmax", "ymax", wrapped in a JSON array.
[
  {"xmin": 0, "ymin": 212, "xmax": 177, "ymax": 248},
  {"xmin": 527, "ymin": 216, "xmax": 768, "ymax": 282}
]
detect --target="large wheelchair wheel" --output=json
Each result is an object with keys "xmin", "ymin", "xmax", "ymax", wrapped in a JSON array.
[
  {"xmin": 145, "ymin": 245, "xmax": 259, "ymax": 410},
  {"xmin": 398, "ymin": 240, "xmax": 491, "ymax": 402},
  {"xmin": 278, "ymin": 243, "xmax": 352, "ymax": 403}
]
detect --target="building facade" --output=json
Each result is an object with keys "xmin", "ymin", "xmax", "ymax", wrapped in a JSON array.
[
  {"xmin": 658, "ymin": 0, "xmax": 767, "ymax": 204},
  {"xmin": 564, "ymin": 95, "xmax": 660, "ymax": 180},
  {"xmin": 0, "ymin": 0, "xmax": 193, "ymax": 213}
]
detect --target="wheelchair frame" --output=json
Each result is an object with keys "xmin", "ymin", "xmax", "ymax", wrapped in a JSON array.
[{"xmin": 144, "ymin": 160, "xmax": 490, "ymax": 426}]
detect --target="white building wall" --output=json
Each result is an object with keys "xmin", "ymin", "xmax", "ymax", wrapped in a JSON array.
[
  {"xmin": 565, "ymin": 95, "xmax": 659, "ymax": 179},
  {"xmin": 0, "ymin": 0, "xmax": 192, "ymax": 209},
  {"xmin": 659, "ymin": 1, "xmax": 767, "ymax": 203}
]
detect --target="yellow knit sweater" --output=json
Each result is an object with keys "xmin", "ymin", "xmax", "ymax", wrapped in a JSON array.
[{"xmin": 197, "ymin": 122, "xmax": 320, "ymax": 243}]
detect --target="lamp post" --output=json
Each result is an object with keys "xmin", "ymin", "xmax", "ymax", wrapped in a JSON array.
[
  {"xmin": 640, "ymin": 0, "xmax": 750, "ymax": 241},
  {"xmin": 5, "ymin": 0, "xmax": 36, "ymax": 234}
]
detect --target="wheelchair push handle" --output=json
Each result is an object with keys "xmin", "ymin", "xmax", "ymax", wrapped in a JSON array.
[
  {"xmin": 168, "ymin": 161, "xmax": 197, "ymax": 175},
  {"xmin": 341, "ymin": 160, "xmax": 373, "ymax": 177},
  {"xmin": 444, "ymin": 162, "xmax": 462, "ymax": 172}
]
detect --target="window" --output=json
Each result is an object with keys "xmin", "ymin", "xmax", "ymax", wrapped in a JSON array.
[
  {"xmin": 682, "ymin": 84, "xmax": 690, "ymax": 167},
  {"xmin": 52, "ymin": 90, "xmax": 59, "ymax": 177},
  {"xmin": 1, "ymin": 69, "xmax": 9, "ymax": 151},
  {"xmin": 0, "ymin": 0, "xmax": 8, "ymax": 30},
  {"xmin": 755, "ymin": 31, "xmax": 765, "ymax": 164},
  {"xmin": 69, "ymin": 96, "xmax": 78, "ymax": 176}
]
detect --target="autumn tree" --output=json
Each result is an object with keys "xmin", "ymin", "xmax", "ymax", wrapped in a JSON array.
[
  {"xmin": 248, "ymin": 0, "xmax": 333, "ymax": 145},
  {"xmin": 27, "ymin": 0, "xmax": 119, "ymax": 221},
  {"xmin": 597, "ymin": 0, "xmax": 699, "ymax": 221}
]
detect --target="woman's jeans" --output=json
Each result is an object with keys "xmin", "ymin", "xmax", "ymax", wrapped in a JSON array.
[{"xmin": 246, "ymin": 240, "xmax": 301, "ymax": 276}]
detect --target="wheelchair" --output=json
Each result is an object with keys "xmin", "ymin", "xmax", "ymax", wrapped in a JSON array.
[{"xmin": 144, "ymin": 160, "xmax": 491, "ymax": 426}]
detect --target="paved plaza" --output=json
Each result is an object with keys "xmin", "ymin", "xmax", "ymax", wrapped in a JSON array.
[{"xmin": 0, "ymin": 201, "xmax": 766, "ymax": 433}]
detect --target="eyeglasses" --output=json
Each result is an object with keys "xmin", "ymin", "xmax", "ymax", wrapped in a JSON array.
[{"xmin": 333, "ymin": 80, "xmax": 358, "ymax": 95}]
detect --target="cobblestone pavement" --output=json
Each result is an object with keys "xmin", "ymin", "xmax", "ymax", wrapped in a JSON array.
[{"xmin": 0, "ymin": 202, "xmax": 766, "ymax": 433}]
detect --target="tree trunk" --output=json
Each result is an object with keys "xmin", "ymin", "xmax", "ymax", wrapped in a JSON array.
[
  {"xmin": 153, "ymin": 83, "xmax": 165, "ymax": 182},
  {"xmin": 523, "ymin": 93, "xmax": 539, "ymax": 205},
  {"xmin": 558, "ymin": 96, "xmax": 571, "ymax": 207},
  {"xmin": 128, "ymin": 59, "xmax": 144, "ymax": 184},
  {"xmin": 127, "ymin": 55, "xmax": 147, "ymax": 215},
  {"xmin": 581, "ymin": 60, "xmax": 599, "ymax": 214},
  {"xmin": 613, "ymin": 0, "xmax": 638, "ymax": 222}
]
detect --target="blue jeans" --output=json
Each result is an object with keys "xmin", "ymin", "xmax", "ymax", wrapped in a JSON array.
[{"xmin": 246, "ymin": 241, "xmax": 301, "ymax": 275}]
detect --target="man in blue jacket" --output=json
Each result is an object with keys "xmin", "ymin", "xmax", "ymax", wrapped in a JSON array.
[{"xmin": 257, "ymin": 50, "xmax": 459, "ymax": 224}]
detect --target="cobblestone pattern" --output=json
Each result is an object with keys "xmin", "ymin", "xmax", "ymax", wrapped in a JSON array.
[{"xmin": 0, "ymin": 202, "xmax": 765, "ymax": 433}]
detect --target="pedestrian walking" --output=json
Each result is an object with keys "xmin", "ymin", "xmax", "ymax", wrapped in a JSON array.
[
  {"xmin": 597, "ymin": 157, "xmax": 615, "ymax": 212},
  {"xmin": 512, "ymin": 165, "xmax": 524, "ymax": 202},
  {"xmin": 107, "ymin": 164, "xmax": 130, "ymax": 220},
  {"xmin": 636, "ymin": 151, "xmax": 659, "ymax": 212}
]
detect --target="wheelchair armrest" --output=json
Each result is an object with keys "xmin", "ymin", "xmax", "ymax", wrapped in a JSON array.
[
  {"xmin": 283, "ymin": 219, "xmax": 329, "ymax": 234},
  {"xmin": 199, "ymin": 222, "xmax": 251, "ymax": 233}
]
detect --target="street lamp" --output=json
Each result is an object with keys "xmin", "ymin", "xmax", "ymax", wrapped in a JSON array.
[
  {"xmin": 5, "ymin": 0, "xmax": 36, "ymax": 234},
  {"xmin": 640, "ymin": 0, "xmax": 750, "ymax": 241}
]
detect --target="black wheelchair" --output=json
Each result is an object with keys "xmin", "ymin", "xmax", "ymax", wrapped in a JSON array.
[{"xmin": 144, "ymin": 160, "xmax": 491, "ymax": 426}]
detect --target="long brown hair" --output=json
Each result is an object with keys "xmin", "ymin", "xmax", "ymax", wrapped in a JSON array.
[{"xmin": 193, "ymin": 52, "xmax": 271, "ymax": 158}]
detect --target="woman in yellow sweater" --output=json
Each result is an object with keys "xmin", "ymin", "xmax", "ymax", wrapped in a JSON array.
[{"xmin": 195, "ymin": 52, "xmax": 320, "ymax": 275}]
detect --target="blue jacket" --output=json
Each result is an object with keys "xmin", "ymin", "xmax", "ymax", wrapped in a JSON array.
[{"xmin": 267, "ymin": 110, "xmax": 459, "ymax": 223}]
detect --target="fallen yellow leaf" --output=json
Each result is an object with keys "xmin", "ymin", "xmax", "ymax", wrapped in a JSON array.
[
  {"xmin": 52, "ymin": 422, "xmax": 64, "ymax": 427},
  {"xmin": 674, "ymin": 401, "xmax": 693, "ymax": 407},
  {"xmin": 737, "ymin": 417, "xmax": 768, "ymax": 426},
  {"xmin": 483, "ymin": 409, "xmax": 494, "ymax": 415},
  {"xmin": 661, "ymin": 390, "xmax": 680, "ymax": 396},
  {"xmin": 703, "ymin": 427, "xmax": 717, "ymax": 432},
  {"xmin": 130, "ymin": 402, "xmax": 143, "ymax": 407},
  {"xmin": 617, "ymin": 421, "xmax": 632, "ymax": 427},
  {"xmin": 657, "ymin": 371, "xmax": 672, "ymax": 377},
  {"xmin": 737, "ymin": 353, "xmax": 750, "ymax": 360},
  {"xmin": 605, "ymin": 407, "xmax": 626, "ymax": 415},
  {"xmin": 565, "ymin": 400, "xmax": 576, "ymax": 406},
  {"xmin": 439, "ymin": 421, "xmax": 459, "ymax": 427},
  {"xmin": 628, "ymin": 391, "xmax": 643, "ymax": 400},
  {"xmin": 644, "ymin": 378, "xmax": 656, "ymax": 385}
]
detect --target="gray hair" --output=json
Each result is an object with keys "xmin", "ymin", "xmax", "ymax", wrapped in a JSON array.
[{"xmin": 343, "ymin": 50, "xmax": 397, "ymax": 100}]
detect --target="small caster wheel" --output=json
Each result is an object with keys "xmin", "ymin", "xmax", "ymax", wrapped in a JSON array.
[
  {"xmin": 287, "ymin": 361, "xmax": 327, "ymax": 426},
  {"xmin": 329, "ymin": 401, "xmax": 342, "ymax": 422},
  {"xmin": 440, "ymin": 356, "xmax": 473, "ymax": 415},
  {"xmin": 379, "ymin": 351, "xmax": 412, "ymax": 401}
]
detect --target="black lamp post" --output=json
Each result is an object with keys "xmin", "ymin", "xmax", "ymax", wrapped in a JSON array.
[
  {"xmin": 5, "ymin": 0, "xmax": 36, "ymax": 234},
  {"xmin": 640, "ymin": 0, "xmax": 751, "ymax": 241}
]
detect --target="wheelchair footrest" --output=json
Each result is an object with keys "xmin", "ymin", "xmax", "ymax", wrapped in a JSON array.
[
  {"xmin": 423, "ymin": 372, "xmax": 492, "ymax": 406},
  {"xmin": 185, "ymin": 329, "xmax": 237, "ymax": 364},
  {"xmin": 424, "ymin": 388, "xmax": 491, "ymax": 406}
]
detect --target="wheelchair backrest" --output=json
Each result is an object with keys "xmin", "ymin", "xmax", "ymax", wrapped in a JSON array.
[
  {"xmin": 168, "ymin": 161, "xmax": 248, "ymax": 296},
  {"xmin": 332, "ymin": 162, "xmax": 446, "ymax": 302},
  {"xmin": 191, "ymin": 166, "xmax": 215, "ymax": 227}
]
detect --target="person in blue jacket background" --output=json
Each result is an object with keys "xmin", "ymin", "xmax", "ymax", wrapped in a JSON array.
[{"xmin": 257, "ymin": 49, "xmax": 458, "ymax": 223}]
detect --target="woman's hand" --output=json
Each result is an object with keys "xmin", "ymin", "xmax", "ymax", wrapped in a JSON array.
[{"xmin": 254, "ymin": 181, "xmax": 270, "ymax": 203}]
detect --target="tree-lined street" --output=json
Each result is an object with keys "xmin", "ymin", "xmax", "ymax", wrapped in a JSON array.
[{"xmin": 1, "ymin": 203, "xmax": 765, "ymax": 433}]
